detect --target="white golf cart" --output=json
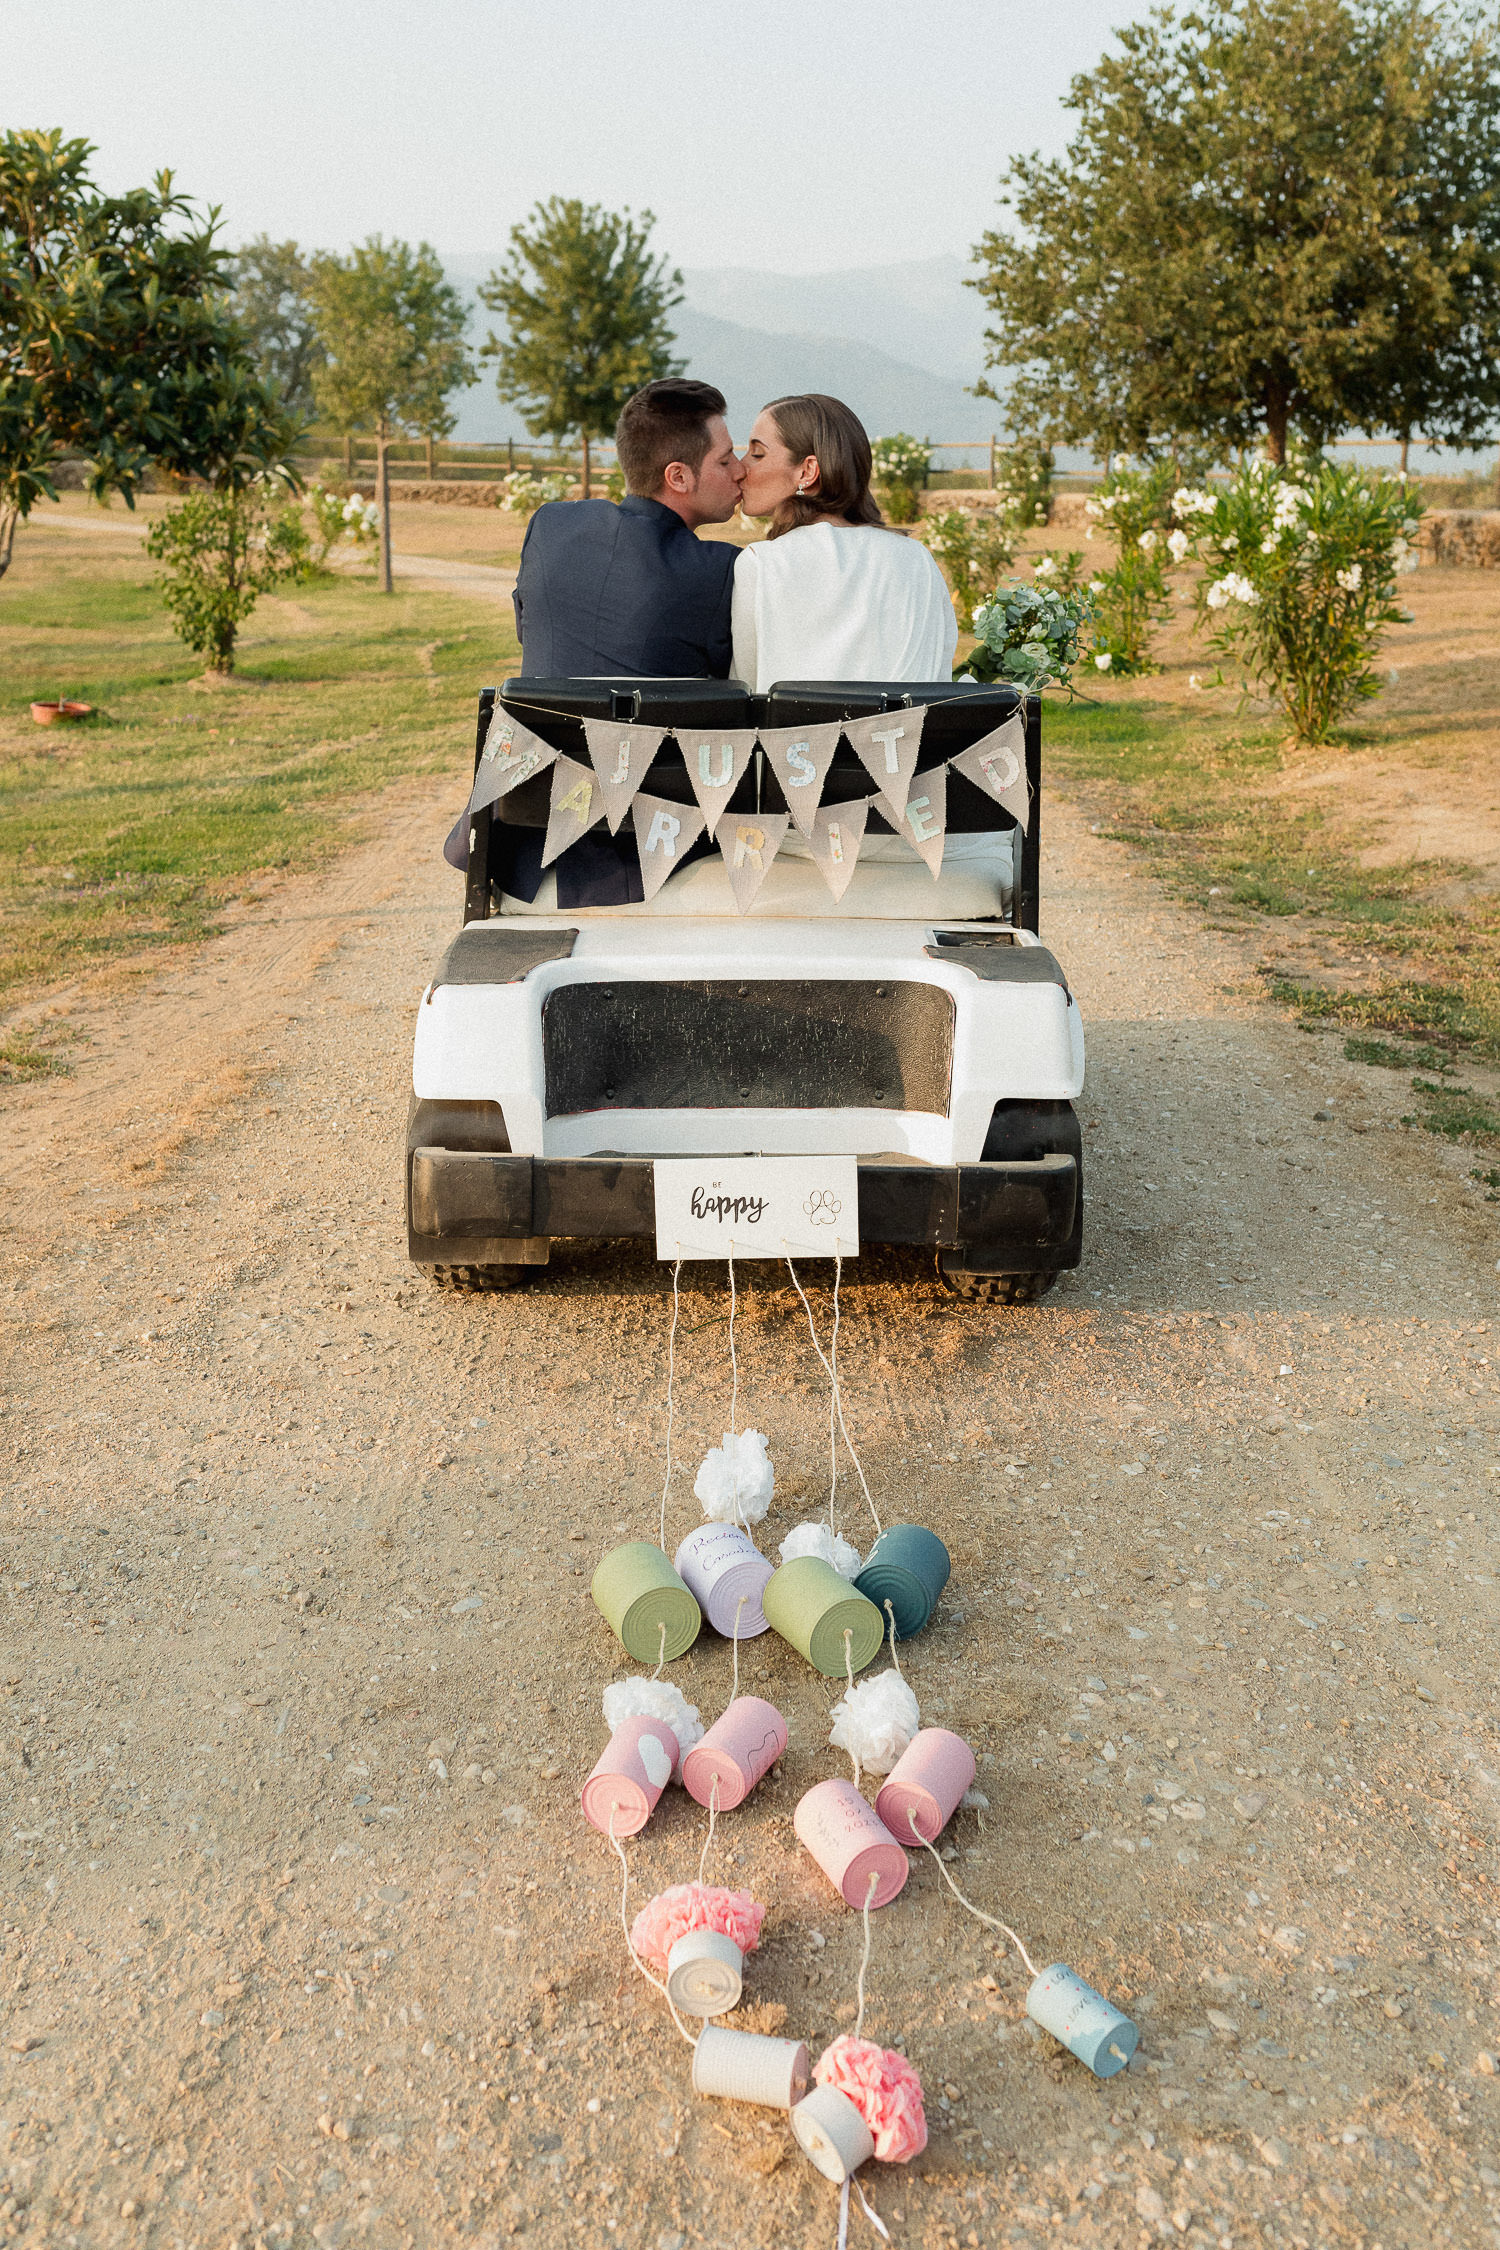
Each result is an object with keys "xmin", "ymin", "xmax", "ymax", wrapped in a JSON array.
[{"xmin": 407, "ymin": 678, "xmax": 1084, "ymax": 1303}]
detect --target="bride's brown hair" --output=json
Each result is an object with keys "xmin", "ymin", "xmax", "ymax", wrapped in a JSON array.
[{"xmin": 762, "ymin": 393, "xmax": 888, "ymax": 538}]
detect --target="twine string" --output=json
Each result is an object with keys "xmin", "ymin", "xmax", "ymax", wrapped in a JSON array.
[
  {"xmin": 606, "ymin": 1809, "xmax": 699, "ymax": 2048},
  {"xmin": 904, "ymin": 1808, "xmax": 1038, "ymax": 1976},
  {"xmin": 698, "ymin": 1767, "xmax": 721, "ymax": 1887},
  {"xmin": 853, "ymin": 1868, "xmax": 878, "ymax": 2038},
  {"xmin": 652, "ymin": 1617, "xmax": 668, "ymax": 1681},
  {"xmin": 785, "ymin": 1247, "xmax": 881, "ymax": 1540},
  {"xmin": 883, "ymin": 1600, "xmax": 903, "ymax": 1679},
  {"xmin": 842, "ymin": 1628, "xmax": 861, "ymax": 1790},
  {"xmin": 727, "ymin": 1242, "xmax": 739, "ymax": 1437},
  {"xmin": 784, "ymin": 1246, "xmax": 839, "ymax": 1525},
  {"xmin": 831, "ymin": 1249, "xmax": 881, "ymax": 1538},
  {"xmin": 658, "ymin": 1252, "xmax": 683, "ymax": 1550}
]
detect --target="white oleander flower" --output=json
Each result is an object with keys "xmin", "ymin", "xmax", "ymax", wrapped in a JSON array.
[
  {"xmin": 1206, "ymin": 572, "xmax": 1258, "ymax": 609},
  {"xmin": 1034, "ymin": 555, "xmax": 1057, "ymax": 576},
  {"xmin": 1172, "ymin": 486, "xmax": 1216, "ymax": 518},
  {"xmin": 1167, "ymin": 529, "xmax": 1189, "ymax": 563},
  {"xmin": 1335, "ymin": 563, "xmax": 1363, "ymax": 592},
  {"xmin": 1260, "ymin": 535, "xmax": 1279, "ymax": 554},
  {"xmin": 1088, "ymin": 578, "xmax": 1105, "ymax": 593},
  {"xmin": 1138, "ymin": 528, "xmax": 1159, "ymax": 553},
  {"xmin": 1095, "ymin": 652, "xmax": 1113, "ymax": 670}
]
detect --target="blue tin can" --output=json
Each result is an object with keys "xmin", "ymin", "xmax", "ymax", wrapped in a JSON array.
[
  {"xmin": 1026, "ymin": 1963, "xmax": 1138, "ymax": 2078},
  {"xmin": 853, "ymin": 1522, "xmax": 951, "ymax": 1640}
]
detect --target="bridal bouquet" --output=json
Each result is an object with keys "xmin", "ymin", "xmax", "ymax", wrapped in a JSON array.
[{"xmin": 960, "ymin": 580, "xmax": 1095, "ymax": 692}]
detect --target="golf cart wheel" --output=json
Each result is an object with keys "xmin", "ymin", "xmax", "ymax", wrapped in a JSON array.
[
  {"xmin": 430, "ymin": 1262, "xmax": 527, "ymax": 1293},
  {"xmin": 935, "ymin": 1260, "xmax": 1058, "ymax": 1306}
]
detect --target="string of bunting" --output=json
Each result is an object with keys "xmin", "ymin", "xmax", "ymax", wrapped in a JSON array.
[{"xmin": 465, "ymin": 703, "xmax": 1030, "ymax": 910}]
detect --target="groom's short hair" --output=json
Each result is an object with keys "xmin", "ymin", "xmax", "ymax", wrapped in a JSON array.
[{"xmin": 616, "ymin": 379, "xmax": 727, "ymax": 495}]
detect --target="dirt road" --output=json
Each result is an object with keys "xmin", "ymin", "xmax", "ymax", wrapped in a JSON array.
[{"xmin": 2, "ymin": 775, "xmax": 1498, "ymax": 2250}]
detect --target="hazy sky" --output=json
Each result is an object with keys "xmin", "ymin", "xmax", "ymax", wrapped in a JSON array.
[{"xmin": 8, "ymin": 0, "xmax": 1132, "ymax": 271}]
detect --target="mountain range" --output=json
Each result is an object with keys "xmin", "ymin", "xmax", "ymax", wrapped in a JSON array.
[{"xmin": 440, "ymin": 253, "xmax": 1001, "ymax": 449}]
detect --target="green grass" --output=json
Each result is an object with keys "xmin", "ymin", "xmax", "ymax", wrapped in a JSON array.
[
  {"xmin": 0, "ymin": 540, "xmax": 515, "ymax": 1003},
  {"xmin": 1342, "ymin": 1033, "xmax": 1455, "ymax": 1074},
  {"xmin": 1047, "ymin": 693, "xmax": 1500, "ymax": 1060},
  {"xmin": 1401, "ymin": 1078, "xmax": 1500, "ymax": 1143}
]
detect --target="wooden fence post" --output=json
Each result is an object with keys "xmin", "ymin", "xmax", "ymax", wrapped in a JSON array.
[
  {"xmin": 988, "ymin": 435, "xmax": 997, "ymax": 490},
  {"xmin": 425, "ymin": 435, "xmax": 435, "ymax": 481}
]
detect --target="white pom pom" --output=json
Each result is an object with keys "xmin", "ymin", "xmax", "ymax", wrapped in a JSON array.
[
  {"xmin": 601, "ymin": 1678, "xmax": 705, "ymax": 1778},
  {"xmin": 960, "ymin": 1787, "xmax": 990, "ymax": 1812},
  {"xmin": 828, "ymin": 1671, "xmax": 920, "ymax": 1775},
  {"xmin": 777, "ymin": 1520, "xmax": 862, "ymax": 1580},
  {"xmin": 693, "ymin": 1428, "xmax": 774, "ymax": 1526}
]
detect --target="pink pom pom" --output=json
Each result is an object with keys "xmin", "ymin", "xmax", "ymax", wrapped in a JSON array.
[
  {"xmin": 629, "ymin": 1882, "xmax": 767, "ymax": 1970},
  {"xmin": 813, "ymin": 2034, "xmax": 928, "ymax": 2165}
]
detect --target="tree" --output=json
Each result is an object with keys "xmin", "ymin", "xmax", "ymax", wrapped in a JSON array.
[
  {"xmin": 228, "ymin": 235, "xmax": 324, "ymax": 419},
  {"xmin": 481, "ymin": 199, "xmax": 683, "ymax": 498},
  {"xmin": 145, "ymin": 486, "xmax": 308, "ymax": 675},
  {"xmin": 969, "ymin": 2, "xmax": 1500, "ymax": 464},
  {"xmin": 0, "ymin": 127, "xmax": 298, "ymax": 583},
  {"xmin": 308, "ymin": 237, "xmax": 474, "ymax": 592}
]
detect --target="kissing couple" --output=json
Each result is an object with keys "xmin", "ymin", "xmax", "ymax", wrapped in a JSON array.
[{"xmin": 510, "ymin": 378, "xmax": 957, "ymax": 691}]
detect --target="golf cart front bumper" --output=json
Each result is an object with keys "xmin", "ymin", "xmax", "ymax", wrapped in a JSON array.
[{"xmin": 407, "ymin": 1149, "xmax": 1079, "ymax": 1271}]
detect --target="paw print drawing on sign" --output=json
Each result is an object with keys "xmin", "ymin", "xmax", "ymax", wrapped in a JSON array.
[{"xmin": 803, "ymin": 1189, "xmax": 842, "ymax": 1227}]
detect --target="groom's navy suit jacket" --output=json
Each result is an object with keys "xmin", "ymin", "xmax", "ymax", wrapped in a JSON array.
[
  {"xmin": 491, "ymin": 493, "xmax": 738, "ymax": 906},
  {"xmin": 513, "ymin": 494, "xmax": 735, "ymax": 679}
]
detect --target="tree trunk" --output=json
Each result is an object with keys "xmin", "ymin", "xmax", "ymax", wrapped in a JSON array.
[
  {"xmin": 1263, "ymin": 380, "xmax": 1290, "ymax": 467},
  {"xmin": 378, "ymin": 426, "xmax": 393, "ymax": 595},
  {"xmin": 580, "ymin": 431, "xmax": 591, "ymax": 500},
  {"xmin": 1399, "ymin": 432, "xmax": 1410, "ymax": 475},
  {"xmin": 0, "ymin": 505, "xmax": 18, "ymax": 585}
]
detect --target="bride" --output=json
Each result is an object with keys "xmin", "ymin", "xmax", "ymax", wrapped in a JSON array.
[{"xmin": 731, "ymin": 393, "xmax": 957, "ymax": 689}]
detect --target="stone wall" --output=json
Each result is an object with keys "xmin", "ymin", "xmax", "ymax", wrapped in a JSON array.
[{"xmin": 1420, "ymin": 509, "xmax": 1500, "ymax": 567}]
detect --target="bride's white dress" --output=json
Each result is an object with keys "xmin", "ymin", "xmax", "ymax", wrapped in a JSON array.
[{"xmin": 730, "ymin": 521, "xmax": 958, "ymax": 691}]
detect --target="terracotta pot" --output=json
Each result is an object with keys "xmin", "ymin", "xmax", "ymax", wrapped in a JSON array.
[{"xmin": 30, "ymin": 701, "xmax": 92, "ymax": 725}]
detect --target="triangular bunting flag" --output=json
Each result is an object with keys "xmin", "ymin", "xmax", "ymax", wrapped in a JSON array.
[
  {"xmin": 540, "ymin": 752, "xmax": 606, "ymax": 866},
  {"xmin": 714, "ymin": 810, "xmax": 790, "ymax": 914},
  {"xmin": 582, "ymin": 719, "xmax": 667, "ymax": 834},
  {"xmin": 681, "ymin": 727, "xmax": 759, "ymax": 831},
  {"xmin": 631, "ymin": 793, "xmax": 708, "ymax": 902},
  {"xmin": 467, "ymin": 710, "xmax": 559, "ymax": 814},
  {"xmin": 951, "ymin": 711, "xmax": 1029, "ymax": 831},
  {"xmin": 843, "ymin": 707, "xmax": 926, "ymax": 821},
  {"xmin": 804, "ymin": 797, "xmax": 870, "ymax": 903},
  {"xmin": 875, "ymin": 764, "xmax": 947, "ymax": 877},
  {"xmin": 758, "ymin": 721, "xmax": 844, "ymax": 838}
]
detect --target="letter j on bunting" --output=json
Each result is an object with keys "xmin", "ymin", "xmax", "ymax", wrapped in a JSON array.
[
  {"xmin": 654, "ymin": 1157, "xmax": 859, "ymax": 1260},
  {"xmin": 630, "ymin": 793, "xmax": 707, "ymax": 902},
  {"xmin": 541, "ymin": 752, "xmax": 606, "ymax": 866},
  {"xmin": 582, "ymin": 719, "xmax": 667, "ymax": 833}
]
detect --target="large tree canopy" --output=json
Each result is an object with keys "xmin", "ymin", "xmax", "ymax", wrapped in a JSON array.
[
  {"xmin": 970, "ymin": 1, "xmax": 1500, "ymax": 462},
  {"xmin": 0, "ymin": 127, "xmax": 297, "ymax": 579},
  {"xmin": 481, "ymin": 199, "xmax": 682, "ymax": 493},
  {"xmin": 228, "ymin": 235, "xmax": 324, "ymax": 420}
]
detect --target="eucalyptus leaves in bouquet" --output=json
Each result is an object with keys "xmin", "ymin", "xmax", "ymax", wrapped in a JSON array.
[
  {"xmin": 1176, "ymin": 457, "xmax": 1421, "ymax": 743},
  {"xmin": 960, "ymin": 580, "xmax": 1097, "ymax": 692},
  {"xmin": 871, "ymin": 432, "xmax": 931, "ymax": 525},
  {"xmin": 921, "ymin": 505, "xmax": 1019, "ymax": 630}
]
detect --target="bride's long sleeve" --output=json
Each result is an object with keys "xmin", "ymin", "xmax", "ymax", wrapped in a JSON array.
[{"xmin": 729, "ymin": 545, "xmax": 760, "ymax": 688}]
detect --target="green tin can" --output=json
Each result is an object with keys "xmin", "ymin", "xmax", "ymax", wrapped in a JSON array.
[
  {"xmin": 853, "ymin": 1522, "xmax": 951, "ymax": 1640},
  {"xmin": 761, "ymin": 1555, "xmax": 883, "ymax": 1678},
  {"xmin": 591, "ymin": 1541, "xmax": 701, "ymax": 1664}
]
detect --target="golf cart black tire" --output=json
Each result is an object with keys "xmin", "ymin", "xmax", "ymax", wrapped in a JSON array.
[
  {"xmin": 430, "ymin": 1262, "xmax": 531, "ymax": 1293},
  {"xmin": 935, "ymin": 1261, "xmax": 1059, "ymax": 1305}
]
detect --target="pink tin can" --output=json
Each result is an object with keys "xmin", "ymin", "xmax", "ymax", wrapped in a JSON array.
[
  {"xmin": 580, "ymin": 1716, "xmax": 679, "ymax": 1837},
  {"xmin": 793, "ymin": 1777, "xmax": 907, "ymax": 1909},
  {"xmin": 876, "ymin": 1727, "xmax": 976, "ymax": 1846},
  {"xmin": 681, "ymin": 1696, "xmax": 787, "ymax": 1811}
]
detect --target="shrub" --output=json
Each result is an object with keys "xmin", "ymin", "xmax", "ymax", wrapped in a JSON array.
[
  {"xmin": 305, "ymin": 482, "xmax": 379, "ymax": 569},
  {"xmin": 145, "ymin": 484, "xmax": 309, "ymax": 675},
  {"xmin": 1177, "ymin": 455, "xmax": 1422, "ymax": 742},
  {"xmin": 960, "ymin": 580, "xmax": 1097, "ymax": 692},
  {"xmin": 994, "ymin": 436, "xmax": 1054, "ymax": 526},
  {"xmin": 872, "ymin": 433, "xmax": 930, "ymax": 523},
  {"xmin": 497, "ymin": 471, "xmax": 570, "ymax": 515},
  {"xmin": 1080, "ymin": 459, "xmax": 1187, "ymax": 674},
  {"xmin": 921, "ymin": 505, "xmax": 1020, "ymax": 630}
]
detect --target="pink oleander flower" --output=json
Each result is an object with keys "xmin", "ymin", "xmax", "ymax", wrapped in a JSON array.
[
  {"xmin": 629, "ymin": 1883, "xmax": 766, "ymax": 1969},
  {"xmin": 813, "ymin": 2034, "xmax": 928, "ymax": 2164}
]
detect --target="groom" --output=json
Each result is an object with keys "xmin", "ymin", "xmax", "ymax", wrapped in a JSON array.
[{"xmin": 511, "ymin": 377, "xmax": 744, "ymax": 676}]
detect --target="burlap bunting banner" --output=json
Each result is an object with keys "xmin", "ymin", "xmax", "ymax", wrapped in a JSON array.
[
  {"xmin": 875, "ymin": 764, "xmax": 948, "ymax": 877},
  {"xmin": 714, "ymin": 810, "xmax": 789, "ymax": 913},
  {"xmin": 950, "ymin": 711, "xmax": 1029, "ymax": 832},
  {"xmin": 631, "ymin": 793, "xmax": 708, "ymax": 901},
  {"xmin": 682, "ymin": 728, "xmax": 759, "ymax": 830},
  {"xmin": 467, "ymin": 710, "xmax": 559, "ymax": 814},
  {"xmin": 582, "ymin": 719, "xmax": 668, "ymax": 834},
  {"xmin": 540, "ymin": 753, "xmax": 606, "ymax": 866},
  {"xmin": 803, "ymin": 797, "xmax": 870, "ymax": 903},
  {"xmin": 758, "ymin": 721, "xmax": 844, "ymax": 837},
  {"xmin": 842, "ymin": 707, "xmax": 926, "ymax": 821}
]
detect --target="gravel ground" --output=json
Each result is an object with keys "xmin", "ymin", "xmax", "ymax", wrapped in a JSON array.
[{"xmin": 2, "ymin": 775, "xmax": 1498, "ymax": 2250}]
